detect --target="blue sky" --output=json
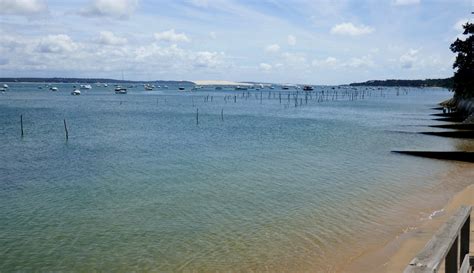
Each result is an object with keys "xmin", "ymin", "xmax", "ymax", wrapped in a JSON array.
[{"xmin": 0, "ymin": 0, "xmax": 472, "ymax": 84}]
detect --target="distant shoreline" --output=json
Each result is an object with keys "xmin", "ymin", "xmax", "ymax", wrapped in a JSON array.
[
  {"xmin": 0, "ymin": 77, "xmax": 453, "ymax": 88},
  {"xmin": 349, "ymin": 78, "xmax": 453, "ymax": 88},
  {"xmin": 0, "ymin": 77, "xmax": 194, "ymax": 85}
]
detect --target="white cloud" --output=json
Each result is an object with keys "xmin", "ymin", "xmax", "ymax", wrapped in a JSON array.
[
  {"xmin": 312, "ymin": 55, "xmax": 375, "ymax": 69},
  {"xmin": 134, "ymin": 44, "xmax": 225, "ymax": 69},
  {"xmin": 37, "ymin": 34, "xmax": 79, "ymax": 53},
  {"xmin": 265, "ymin": 44, "xmax": 280, "ymax": 53},
  {"xmin": 453, "ymin": 18, "xmax": 470, "ymax": 32},
  {"xmin": 0, "ymin": 30, "xmax": 230, "ymax": 78},
  {"xmin": 79, "ymin": 0, "xmax": 138, "ymax": 19},
  {"xmin": 154, "ymin": 29, "xmax": 191, "ymax": 43},
  {"xmin": 0, "ymin": 0, "xmax": 47, "ymax": 15},
  {"xmin": 287, "ymin": 35, "xmax": 296, "ymax": 46},
  {"xmin": 193, "ymin": 51, "xmax": 225, "ymax": 68},
  {"xmin": 97, "ymin": 31, "xmax": 127, "ymax": 45},
  {"xmin": 260, "ymin": 63, "xmax": 272, "ymax": 71},
  {"xmin": 393, "ymin": 0, "xmax": 420, "ymax": 6},
  {"xmin": 331, "ymin": 22, "xmax": 374, "ymax": 36},
  {"xmin": 347, "ymin": 55, "xmax": 374, "ymax": 68},
  {"xmin": 312, "ymin": 57, "xmax": 339, "ymax": 68},
  {"xmin": 209, "ymin": 31, "xmax": 217, "ymax": 39},
  {"xmin": 0, "ymin": 34, "xmax": 24, "ymax": 51},
  {"xmin": 399, "ymin": 49, "xmax": 418, "ymax": 69},
  {"xmin": 282, "ymin": 52, "xmax": 306, "ymax": 66}
]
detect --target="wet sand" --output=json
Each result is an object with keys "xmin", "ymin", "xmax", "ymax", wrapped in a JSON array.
[{"xmin": 343, "ymin": 163, "xmax": 474, "ymax": 273}]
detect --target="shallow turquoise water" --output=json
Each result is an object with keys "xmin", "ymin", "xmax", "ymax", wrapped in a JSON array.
[{"xmin": 0, "ymin": 84, "xmax": 470, "ymax": 272}]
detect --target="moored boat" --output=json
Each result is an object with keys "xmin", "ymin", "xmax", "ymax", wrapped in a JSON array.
[
  {"xmin": 235, "ymin": 86, "xmax": 248, "ymax": 90},
  {"xmin": 71, "ymin": 89, "xmax": 81, "ymax": 95},
  {"xmin": 115, "ymin": 86, "xmax": 127, "ymax": 94},
  {"xmin": 303, "ymin": 85, "xmax": 314, "ymax": 91},
  {"xmin": 144, "ymin": 84, "xmax": 154, "ymax": 91}
]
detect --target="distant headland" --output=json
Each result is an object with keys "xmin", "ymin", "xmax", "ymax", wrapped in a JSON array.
[
  {"xmin": 349, "ymin": 77, "xmax": 453, "ymax": 88},
  {"xmin": 0, "ymin": 77, "xmax": 194, "ymax": 85}
]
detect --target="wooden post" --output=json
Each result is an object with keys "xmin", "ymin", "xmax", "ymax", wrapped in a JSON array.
[
  {"xmin": 460, "ymin": 215, "xmax": 470, "ymax": 265},
  {"xmin": 403, "ymin": 206, "xmax": 471, "ymax": 273},
  {"xmin": 63, "ymin": 119, "xmax": 69, "ymax": 140},
  {"xmin": 196, "ymin": 108, "xmax": 199, "ymax": 125},
  {"xmin": 221, "ymin": 108, "xmax": 224, "ymax": 121},
  {"xmin": 20, "ymin": 114, "xmax": 24, "ymax": 137},
  {"xmin": 445, "ymin": 237, "xmax": 458, "ymax": 273}
]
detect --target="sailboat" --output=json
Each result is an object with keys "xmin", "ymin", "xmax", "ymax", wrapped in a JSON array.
[
  {"xmin": 144, "ymin": 84, "xmax": 154, "ymax": 91},
  {"xmin": 115, "ymin": 71, "xmax": 127, "ymax": 94}
]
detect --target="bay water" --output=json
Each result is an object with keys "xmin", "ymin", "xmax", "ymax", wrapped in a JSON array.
[{"xmin": 0, "ymin": 84, "xmax": 471, "ymax": 272}]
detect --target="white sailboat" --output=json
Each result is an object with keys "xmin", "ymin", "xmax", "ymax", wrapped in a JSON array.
[
  {"xmin": 144, "ymin": 84, "xmax": 154, "ymax": 91},
  {"xmin": 115, "ymin": 71, "xmax": 127, "ymax": 94}
]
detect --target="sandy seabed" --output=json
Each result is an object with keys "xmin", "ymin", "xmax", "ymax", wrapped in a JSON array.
[{"xmin": 342, "ymin": 163, "xmax": 473, "ymax": 273}]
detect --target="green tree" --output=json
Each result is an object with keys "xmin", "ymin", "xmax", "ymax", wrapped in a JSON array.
[{"xmin": 450, "ymin": 22, "xmax": 474, "ymax": 98}]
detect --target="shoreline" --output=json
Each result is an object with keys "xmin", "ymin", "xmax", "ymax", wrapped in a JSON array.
[{"xmin": 342, "ymin": 163, "xmax": 474, "ymax": 272}]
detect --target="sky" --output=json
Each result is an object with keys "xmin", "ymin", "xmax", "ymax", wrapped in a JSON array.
[{"xmin": 0, "ymin": 0, "xmax": 472, "ymax": 84}]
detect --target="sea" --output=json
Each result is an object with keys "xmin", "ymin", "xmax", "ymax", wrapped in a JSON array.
[{"xmin": 0, "ymin": 83, "xmax": 471, "ymax": 272}]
